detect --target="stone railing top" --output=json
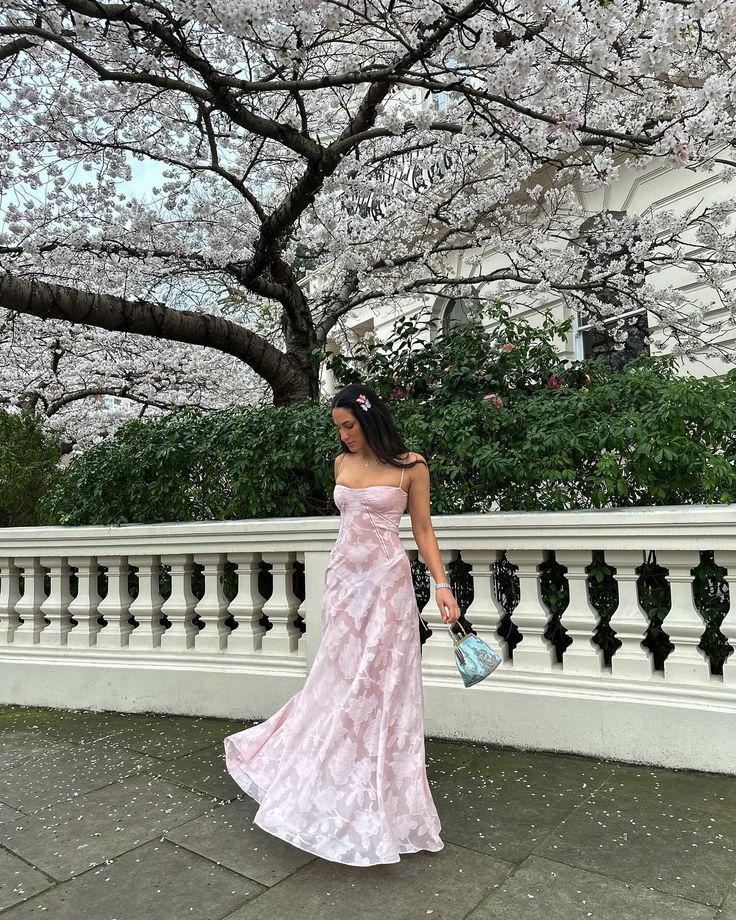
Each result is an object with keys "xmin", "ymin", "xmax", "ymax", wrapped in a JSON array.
[{"xmin": 0, "ymin": 503, "xmax": 735, "ymax": 556}]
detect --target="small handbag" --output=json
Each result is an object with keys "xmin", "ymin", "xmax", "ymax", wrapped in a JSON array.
[{"xmin": 447, "ymin": 621, "xmax": 502, "ymax": 687}]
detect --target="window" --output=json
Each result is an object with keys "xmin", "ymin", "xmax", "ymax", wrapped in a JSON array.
[
  {"xmin": 575, "ymin": 307, "xmax": 649, "ymax": 371},
  {"xmin": 103, "ymin": 395, "xmax": 133, "ymax": 410},
  {"xmin": 428, "ymin": 90, "xmax": 449, "ymax": 112},
  {"xmin": 572, "ymin": 211, "xmax": 650, "ymax": 371},
  {"xmin": 435, "ymin": 290, "xmax": 482, "ymax": 337}
]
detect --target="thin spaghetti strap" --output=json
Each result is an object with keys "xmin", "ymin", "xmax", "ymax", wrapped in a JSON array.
[
  {"xmin": 399, "ymin": 453, "xmax": 408, "ymax": 490},
  {"xmin": 337, "ymin": 453, "xmax": 346, "ymax": 475}
]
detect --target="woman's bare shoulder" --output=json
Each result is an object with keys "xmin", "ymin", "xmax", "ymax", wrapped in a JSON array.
[{"xmin": 407, "ymin": 451, "xmax": 427, "ymax": 465}]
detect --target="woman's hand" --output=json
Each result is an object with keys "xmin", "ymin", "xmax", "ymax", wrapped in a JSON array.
[{"xmin": 436, "ymin": 587, "xmax": 461, "ymax": 623}]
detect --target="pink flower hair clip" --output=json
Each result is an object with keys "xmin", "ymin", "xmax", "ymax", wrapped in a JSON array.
[{"xmin": 356, "ymin": 393, "xmax": 372, "ymax": 411}]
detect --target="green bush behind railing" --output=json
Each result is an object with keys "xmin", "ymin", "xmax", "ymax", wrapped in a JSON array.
[
  {"xmin": 0, "ymin": 411, "xmax": 60, "ymax": 527},
  {"xmin": 37, "ymin": 361, "xmax": 736, "ymax": 526}
]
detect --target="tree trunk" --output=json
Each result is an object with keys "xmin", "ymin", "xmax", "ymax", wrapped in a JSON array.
[{"xmin": 0, "ymin": 273, "xmax": 321, "ymax": 406}]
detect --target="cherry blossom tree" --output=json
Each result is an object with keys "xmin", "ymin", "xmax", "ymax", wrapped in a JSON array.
[
  {"xmin": 0, "ymin": 308, "xmax": 261, "ymax": 451},
  {"xmin": 1, "ymin": 0, "xmax": 735, "ymax": 444}
]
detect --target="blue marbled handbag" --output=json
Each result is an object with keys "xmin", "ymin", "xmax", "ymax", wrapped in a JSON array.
[{"xmin": 447, "ymin": 622, "xmax": 502, "ymax": 687}]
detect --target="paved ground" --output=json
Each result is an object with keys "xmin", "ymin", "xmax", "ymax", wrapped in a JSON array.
[{"xmin": 0, "ymin": 704, "xmax": 735, "ymax": 920}]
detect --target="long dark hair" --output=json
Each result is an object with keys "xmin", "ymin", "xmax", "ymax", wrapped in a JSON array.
[{"xmin": 330, "ymin": 383, "xmax": 427, "ymax": 470}]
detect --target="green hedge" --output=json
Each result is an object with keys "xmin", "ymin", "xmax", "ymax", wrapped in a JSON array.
[
  {"xmin": 0, "ymin": 411, "xmax": 61, "ymax": 526},
  {"xmin": 39, "ymin": 362, "xmax": 736, "ymax": 526}
]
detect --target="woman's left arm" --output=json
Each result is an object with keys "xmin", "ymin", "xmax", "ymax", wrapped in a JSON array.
[{"xmin": 406, "ymin": 454, "xmax": 461, "ymax": 623}]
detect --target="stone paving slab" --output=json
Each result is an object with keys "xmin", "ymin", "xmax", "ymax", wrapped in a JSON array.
[
  {"xmin": 165, "ymin": 797, "xmax": 317, "ymax": 888},
  {"xmin": 219, "ymin": 843, "xmax": 513, "ymax": 920},
  {"xmin": 146, "ymin": 741, "xmax": 246, "ymax": 802},
  {"xmin": 0, "ymin": 707, "xmax": 65, "ymax": 734},
  {"xmin": 0, "ymin": 800, "xmax": 23, "ymax": 825},
  {"xmin": 0, "ymin": 838, "xmax": 265, "ymax": 919},
  {"xmin": 0, "ymin": 736, "xmax": 162, "ymax": 815},
  {"xmin": 0, "ymin": 730, "xmax": 58, "ymax": 771},
  {"xmin": 2, "ymin": 704, "xmax": 735, "ymax": 920},
  {"xmin": 427, "ymin": 743, "xmax": 618, "ymax": 863},
  {"xmin": 0, "ymin": 704, "xmax": 247, "ymax": 758},
  {"xmin": 0, "ymin": 706, "xmax": 130, "ymax": 746},
  {"xmin": 425, "ymin": 738, "xmax": 481, "ymax": 770},
  {"xmin": 88, "ymin": 713, "xmax": 249, "ymax": 761},
  {"xmin": 42, "ymin": 711, "xmax": 247, "ymax": 761},
  {"xmin": 465, "ymin": 854, "xmax": 718, "ymax": 920},
  {"xmin": 533, "ymin": 782, "xmax": 736, "ymax": 907},
  {"xmin": 0, "ymin": 849, "xmax": 53, "ymax": 912},
  {"xmin": 590, "ymin": 761, "xmax": 736, "ymax": 821},
  {"xmin": 720, "ymin": 879, "xmax": 736, "ymax": 919},
  {"xmin": 1, "ymin": 773, "xmax": 219, "ymax": 880}
]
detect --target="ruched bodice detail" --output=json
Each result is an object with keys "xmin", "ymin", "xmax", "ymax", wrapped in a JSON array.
[{"xmin": 333, "ymin": 484, "xmax": 408, "ymax": 561}]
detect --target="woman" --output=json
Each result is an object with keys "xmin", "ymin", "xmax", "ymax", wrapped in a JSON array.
[{"xmin": 224, "ymin": 383, "xmax": 461, "ymax": 867}]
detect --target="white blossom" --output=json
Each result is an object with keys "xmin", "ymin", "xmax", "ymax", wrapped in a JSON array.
[{"xmin": 0, "ymin": 0, "xmax": 734, "ymax": 444}]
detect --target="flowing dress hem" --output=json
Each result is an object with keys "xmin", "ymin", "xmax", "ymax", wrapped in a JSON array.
[
  {"xmin": 252, "ymin": 812, "xmax": 445, "ymax": 868},
  {"xmin": 225, "ymin": 742, "xmax": 445, "ymax": 868},
  {"xmin": 224, "ymin": 742, "xmax": 267, "ymax": 804}
]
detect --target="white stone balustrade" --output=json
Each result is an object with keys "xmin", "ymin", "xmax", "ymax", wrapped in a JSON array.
[
  {"xmin": 657, "ymin": 550, "xmax": 712, "ymax": 684},
  {"xmin": 226, "ymin": 552, "xmax": 267, "ymax": 655},
  {"xmin": 160, "ymin": 554, "xmax": 198, "ymax": 651},
  {"xmin": 0, "ymin": 505, "xmax": 734, "ymax": 773},
  {"xmin": 463, "ymin": 549, "xmax": 508, "ymax": 660},
  {"xmin": 194, "ymin": 553, "xmax": 230, "ymax": 654},
  {"xmin": 67, "ymin": 556, "xmax": 102, "ymax": 649},
  {"xmin": 420, "ymin": 547, "xmax": 460, "ymax": 671},
  {"xmin": 128, "ymin": 555, "xmax": 165, "ymax": 649},
  {"xmin": 505, "ymin": 549, "xmax": 558, "ymax": 672},
  {"xmin": 0, "ymin": 558, "xmax": 21, "ymax": 644},
  {"xmin": 95, "ymin": 555, "xmax": 132, "ymax": 648},
  {"xmin": 12, "ymin": 558, "xmax": 46, "ymax": 646},
  {"xmin": 607, "ymin": 549, "xmax": 656, "ymax": 680}
]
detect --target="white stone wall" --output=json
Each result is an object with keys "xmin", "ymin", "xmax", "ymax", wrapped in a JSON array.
[{"xmin": 2, "ymin": 505, "xmax": 735, "ymax": 773}]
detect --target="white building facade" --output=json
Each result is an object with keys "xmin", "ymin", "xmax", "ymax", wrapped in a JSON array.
[{"xmin": 330, "ymin": 159, "xmax": 736, "ymax": 381}]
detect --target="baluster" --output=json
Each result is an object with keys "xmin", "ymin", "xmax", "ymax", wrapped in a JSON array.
[
  {"xmin": 194, "ymin": 554, "xmax": 230, "ymax": 653},
  {"xmin": 226, "ymin": 552, "xmax": 267, "ymax": 655},
  {"xmin": 302, "ymin": 550, "xmax": 329, "ymax": 669},
  {"xmin": 417, "ymin": 548, "xmax": 458, "ymax": 669},
  {"xmin": 505, "ymin": 550, "xmax": 556, "ymax": 671},
  {"xmin": 0, "ymin": 558, "xmax": 21, "ymax": 645},
  {"xmin": 293, "ymin": 556, "xmax": 307, "ymax": 649},
  {"xmin": 128, "ymin": 556, "xmax": 165, "ymax": 649},
  {"xmin": 38, "ymin": 557, "xmax": 73, "ymax": 646},
  {"xmin": 658, "ymin": 550, "xmax": 711, "ymax": 684},
  {"xmin": 13, "ymin": 558, "xmax": 48, "ymax": 645},
  {"xmin": 96, "ymin": 556, "xmax": 133, "ymax": 648},
  {"xmin": 67, "ymin": 557, "xmax": 102, "ymax": 648},
  {"xmin": 260, "ymin": 552, "xmax": 302, "ymax": 656},
  {"xmin": 463, "ymin": 549, "xmax": 508, "ymax": 661},
  {"xmin": 721, "ymin": 550, "xmax": 736, "ymax": 687},
  {"xmin": 160, "ymin": 554, "xmax": 198, "ymax": 651},
  {"xmin": 555, "ymin": 550, "xmax": 605, "ymax": 674},
  {"xmin": 607, "ymin": 550, "xmax": 655, "ymax": 679}
]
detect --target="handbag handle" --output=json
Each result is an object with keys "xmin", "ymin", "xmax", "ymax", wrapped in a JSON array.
[
  {"xmin": 447, "ymin": 621, "xmax": 469, "ymax": 664},
  {"xmin": 446, "ymin": 621, "xmax": 468, "ymax": 639}
]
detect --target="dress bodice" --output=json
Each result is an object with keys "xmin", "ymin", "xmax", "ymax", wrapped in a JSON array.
[
  {"xmin": 333, "ymin": 484, "xmax": 408, "ymax": 561},
  {"xmin": 334, "ymin": 484, "xmax": 408, "ymax": 522}
]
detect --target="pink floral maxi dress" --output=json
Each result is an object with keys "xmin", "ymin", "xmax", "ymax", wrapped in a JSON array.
[{"xmin": 223, "ymin": 455, "xmax": 444, "ymax": 866}]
